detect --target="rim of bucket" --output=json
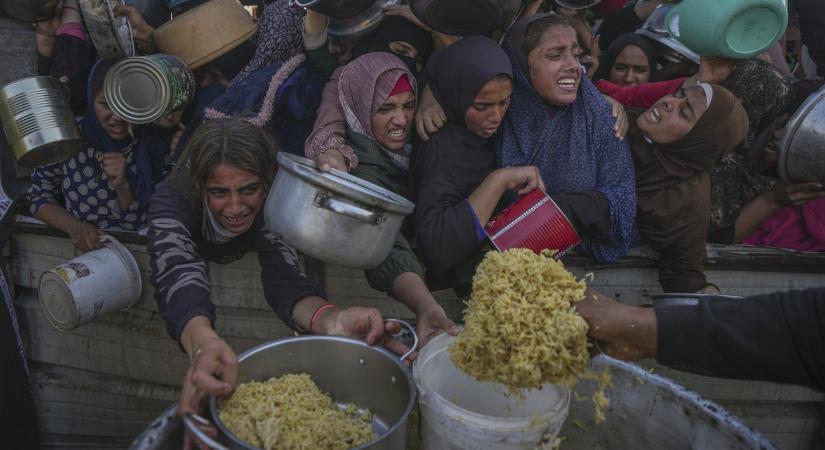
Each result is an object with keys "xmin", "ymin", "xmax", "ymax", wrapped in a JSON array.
[
  {"xmin": 38, "ymin": 270, "xmax": 81, "ymax": 332},
  {"xmin": 414, "ymin": 333, "xmax": 571, "ymax": 427},
  {"xmin": 99, "ymin": 235, "xmax": 143, "ymax": 304}
]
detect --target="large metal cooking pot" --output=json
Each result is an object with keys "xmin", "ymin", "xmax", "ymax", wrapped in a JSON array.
[
  {"xmin": 1, "ymin": 0, "xmax": 58, "ymax": 22},
  {"xmin": 0, "ymin": 76, "xmax": 83, "ymax": 168},
  {"xmin": 554, "ymin": 0, "xmax": 602, "ymax": 10},
  {"xmin": 265, "ymin": 153, "xmax": 415, "ymax": 269},
  {"xmin": 410, "ymin": 0, "xmax": 522, "ymax": 36},
  {"xmin": 635, "ymin": 4, "xmax": 700, "ymax": 64},
  {"xmin": 79, "ymin": 0, "xmax": 135, "ymax": 60},
  {"xmin": 327, "ymin": 0, "xmax": 401, "ymax": 39},
  {"xmin": 778, "ymin": 84, "xmax": 825, "ymax": 185},
  {"xmin": 290, "ymin": 0, "xmax": 376, "ymax": 20},
  {"xmin": 182, "ymin": 325, "xmax": 418, "ymax": 450}
]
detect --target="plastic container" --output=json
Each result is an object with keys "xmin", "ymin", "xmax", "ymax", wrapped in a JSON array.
[
  {"xmin": 38, "ymin": 235, "xmax": 142, "ymax": 331},
  {"xmin": 413, "ymin": 334, "xmax": 571, "ymax": 450},
  {"xmin": 665, "ymin": 0, "xmax": 787, "ymax": 59}
]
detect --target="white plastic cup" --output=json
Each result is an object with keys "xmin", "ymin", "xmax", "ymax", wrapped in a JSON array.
[
  {"xmin": 413, "ymin": 333, "xmax": 571, "ymax": 450},
  {"xmin": 38, "ymin": 235, "xmax": 142, "ymax": 331}
]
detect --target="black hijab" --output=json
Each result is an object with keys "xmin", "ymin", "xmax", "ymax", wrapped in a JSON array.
[
  {"xmin": 426, "ymin": 36, "xmax": 513, "ymax": 124},
  {"xmin": 352, "ymin": 16, "xmax": 435, "ymax": 76},
  {"xmin": 594, "ymin": 33, "xmax": 658, "ymax": 82},
  {"xmin": 412, "ymin": 36, "xmax": 512, "ymax": 292}
]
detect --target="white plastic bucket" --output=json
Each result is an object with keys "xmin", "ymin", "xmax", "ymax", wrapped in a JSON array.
[
  {"xmin": 38, "ymin": 235, "xmax": 142, "ymax": 331},
  {"xmin": 413, "ymin": 333, "xmax": 571, "ymax": 450}
]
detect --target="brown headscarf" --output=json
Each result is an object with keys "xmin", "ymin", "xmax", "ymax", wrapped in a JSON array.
[{"xmin": 630, "ymin": 83, "xmax": 748, "ymax": 293}]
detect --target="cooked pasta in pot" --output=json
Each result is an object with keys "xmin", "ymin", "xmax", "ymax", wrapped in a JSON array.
[{"xmin": 219, "ymin": 373, "xmax": 374, "ymax": 450}]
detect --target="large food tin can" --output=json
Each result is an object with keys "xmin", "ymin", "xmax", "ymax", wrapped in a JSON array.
[
  {"xmin": 0, "ymin": 76, "xmax": 83, "ymax": 168},
  {"xmin": 104, "ymin": 54, "xmax": 195, "ymax": 124}
]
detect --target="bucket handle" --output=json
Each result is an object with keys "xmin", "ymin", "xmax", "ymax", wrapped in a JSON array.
[
  {"xmin": 384, "ymin": 318, "xmax": 418, "ymax": 363},
  {"xmin": 181, "ymin": 413, "xmax": 230, "ymax": 450},
  {"xmin": 315, "ymin": 193, "xmax": 382, "ymax": 225}
]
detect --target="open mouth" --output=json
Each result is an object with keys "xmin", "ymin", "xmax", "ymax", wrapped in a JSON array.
[
  {"xmin": 647, "ymin": 107, "xmax": 661, "ymax": 124},
  {"xmin": 557, "ymin": 78, "xmax": 578, "ymax": 91},
  {"xmin": 222, "ymin": 214, "xmax": 250, "ymax": 229},
  {"xmin": 387, "ymin": 129, "xmax": 406, "ymax": 140}
]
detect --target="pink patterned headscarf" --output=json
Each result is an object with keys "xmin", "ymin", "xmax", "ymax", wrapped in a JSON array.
[{"xmin": 338, "ymin": 52, "xmax": 417, "ymax": 142}]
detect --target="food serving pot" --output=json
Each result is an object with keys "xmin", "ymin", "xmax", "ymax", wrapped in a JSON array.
[
  {"xmin": 265, "ymin": 153, "xmax": 415, "ymax": 269},
  {"xmin": 635, "ymin": 4, "xmax": 699, "ymax": 64},
  {"xmin": 182, "ymin": 320, "xmax": 418, "ymax": 450},
  {"xmin": 327, "ymin": 0, "xmax": 401, "ymax": 39},
  {"xmin": 778, "ymin": 84, "xmax": 825, "ymax": 185},
  {"xmin": 289, "ymin": 0, "xmax": 376, "ymax": 20}
]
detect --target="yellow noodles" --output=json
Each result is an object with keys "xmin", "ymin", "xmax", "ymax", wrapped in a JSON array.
[
  {"xmin": 218, "ymin": 373, "xmax": 374, "ymax": 450},
  {"xmin": 449, "ymin": 249, "xmax": 589, "ymax": 391}
]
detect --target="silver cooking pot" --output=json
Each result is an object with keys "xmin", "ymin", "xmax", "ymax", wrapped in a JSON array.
[
  {"xmin": 182, "ymin": 320, "xmax": 418, "ymax": 450},
  {"xmin": 327, "ymin": 0, "xmax": 401, "ymax": 39},
  {"xmin": 635, "ymin": 4, "xmax": 700, "ymax": 64},
  {"xmin": 778, "ymin": 84, "xmax": 825, "ymax": 185},
  {"xmin": 265, "ymin": 153, "xmax": 415, "ymax": 269},
  {"xmin": 410, "ymin": 0, "xmax": 522, "ymax": 36}
]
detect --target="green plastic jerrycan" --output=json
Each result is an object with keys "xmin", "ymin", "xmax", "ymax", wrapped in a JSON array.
[{"xmin": 665, "ymin": 0, "xmax": 788, "ymax": 59}]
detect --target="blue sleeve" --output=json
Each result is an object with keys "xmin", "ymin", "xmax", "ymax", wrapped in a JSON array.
[
  {"xmin": 26, "ymin": 163, "xmax": 65, "ymax": 216},
  {"xmin": 467, "ymin": 201, "xmax": 487, "ymax": 242}
]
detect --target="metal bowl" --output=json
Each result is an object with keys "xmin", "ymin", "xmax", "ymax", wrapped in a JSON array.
[
  {"xmin": 410, "ymin": 0, "xmax": 521, "ymax": 36},
  {"xmin": 185, "ymin": 331, "xmax": 417, "ymax": 450},
  {"xmin": 778, "ymin": 84, "xmax": 825, "ymax": 184},
  {"xmin": 292, "ymin": 0, "xmax": 378, "ymax": 19},
  {"xmin": 79, "ymin": 0, "xmax": 135, "ymax": 60},
  {"xmin": 327, "ymin": 0, "xmax": 401, "ymax": 39}
]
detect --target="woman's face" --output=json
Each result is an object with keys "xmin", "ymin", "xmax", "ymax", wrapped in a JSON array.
[
  {"xmin": 370, "ymin": 90, "xmax": 416, "ymax": 151},
  {"xmin": 204, "ymin": 163, "xmax": 265, "ymax": 234},
  {"xmin": 527, "ymin": 25, "xmax": 582, "ymax": 107},
  {"xmin": 152, "ymin": 110, "xmax": 183, "ymax": 130},
  {"xmin": 609, "ymin": 45, "xmax": 651, "ymax": 87},
  {"xmin": 93, "ymin": 90, "xmax": 129, "ymax": 141},
  {"xmin": 465, "ymin": 78, "xmax": 512, "ymax": 139},
  {"xmin": 637, "ymin": 86, "xmax": 708, "ymax": 143},
  {"xmin": 389, "ymin": 41, "xmax": 423, "ymax": 72}
]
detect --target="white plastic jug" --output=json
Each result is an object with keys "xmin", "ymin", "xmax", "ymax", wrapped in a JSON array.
[{"xmin": 413, "ymin": 334, "xmax": 570, "ymax": 450}]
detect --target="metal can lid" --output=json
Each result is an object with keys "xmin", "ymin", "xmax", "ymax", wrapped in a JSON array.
[{"xmin": 104, "ymin": 57, "xmax": 172, "ymax": 124}]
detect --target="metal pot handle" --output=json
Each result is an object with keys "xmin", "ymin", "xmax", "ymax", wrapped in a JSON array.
[
  {"xmin": 182, "ymin": 413, "xmax": 230, "ymax": 450},
  {"xmin": 384, "ymin": 318, "xmax": 418, "ymax": 363},
  {"xmin": 315, "ymin": 193, "xmax": 382, "ymax": 225}
]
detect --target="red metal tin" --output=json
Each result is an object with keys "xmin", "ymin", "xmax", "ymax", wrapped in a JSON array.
[{"xmin": 484, "ymin": 189, "xmax": 581, "ymax": 257}]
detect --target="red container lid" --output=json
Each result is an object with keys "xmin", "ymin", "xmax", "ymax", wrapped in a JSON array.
[{"xmin": 484, "ymin": 189, "xmax": 581, "ymax": 257}]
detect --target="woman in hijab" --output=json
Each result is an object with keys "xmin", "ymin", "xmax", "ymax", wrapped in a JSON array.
[
  {"xmin": 498, "ymin": 13, "xmax": 637, "ymax": 263},
  {"xmin": 594, "ymin": 33, "xmax": 658, "ymax": 87},
  {"xmin": 336, "ymin": 52, "xmax": 458, "ymax": 344},
  {"xmin": 412, "ymin": 37, "xmax": 544, "ymax": 294},
  {"xmin": 26, "ymin": 60, "xmax": 171, "ymax": 252},
  {"xmin": 631, "ymin": 83, "xmax": 748, "ymax": 293}
]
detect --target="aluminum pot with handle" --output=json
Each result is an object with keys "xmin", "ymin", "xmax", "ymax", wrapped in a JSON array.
[
  {"xmin": 289, "ymin": 0, "xmax": 377, "ymax": 20},
  {"xmin": 265, "ymin": 153, "xmax": 414, "ymax": 269},
  {"xmin": 778, "ymin": 84, "xmax": 825, "ymax": 185},
  {"xmin": 182, "ymin": 319, "xmax": 418, "ymax": 450},
  {"xmin": 410, "ymin": 0, "xmax": 522, "ymax": 36}
]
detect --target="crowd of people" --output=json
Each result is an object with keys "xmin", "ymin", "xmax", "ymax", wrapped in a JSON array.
[{"xmin": 3, "ymin": 0, "xmax": 825, "ymax": 447}]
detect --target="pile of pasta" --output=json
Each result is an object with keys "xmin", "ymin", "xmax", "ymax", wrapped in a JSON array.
[
  {"xmin": 219, "ymin": 373, "xmax": 374, "ymax": 450},
  {"xmin": 450, "ymin": 248, "xmax": 590, "ymax": 390}
]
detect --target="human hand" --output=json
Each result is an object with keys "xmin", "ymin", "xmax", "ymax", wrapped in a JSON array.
[
  {"xmin": 99, "ymin": 152, "xmax": 129, "ymax": 191},
  {"xmin": 315, "ymin": 306, "xmax": 413, "ymax": 362},
  {"xmin": 314, "ymin": 148, "xmax": 349, "ymax": 172},
  {"xmin": 604, "ymin": 95, "xmax": 628, "ymax": 139},
  {"xmin": 574, "ymin": 288, "xmax": 657, "ymax": 361},
  {"xmin": 113, "ymin": 5, "xmax": 156, "ymax": 53},
  {"xmin": 383, "ymin": 5, "xmax": 433, "ymax": 32},
  {"xmin": 415, "ymin": 85, "xmax": 447, "ymax": 141},
  {"xmin": 770, "ymin": 182, "xmax": 825, "ymax": 207},
  {"xmin": 179, "ymin": 334, "xmax": 238, "ymax": 450},
  {"xmin": 497, "ymin": 166, "xmax": 546, "ymax": 195},
  {"xmin": 583, "ymin": 36, "xmax": 600, "ymax": 79},
  {"xmin": 67, "ymin": 221, "xmax": 102, "ymax": 252},
  {"xmin": 414, "ymin": 303, "xmax": 459, "ymax": 346}
]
